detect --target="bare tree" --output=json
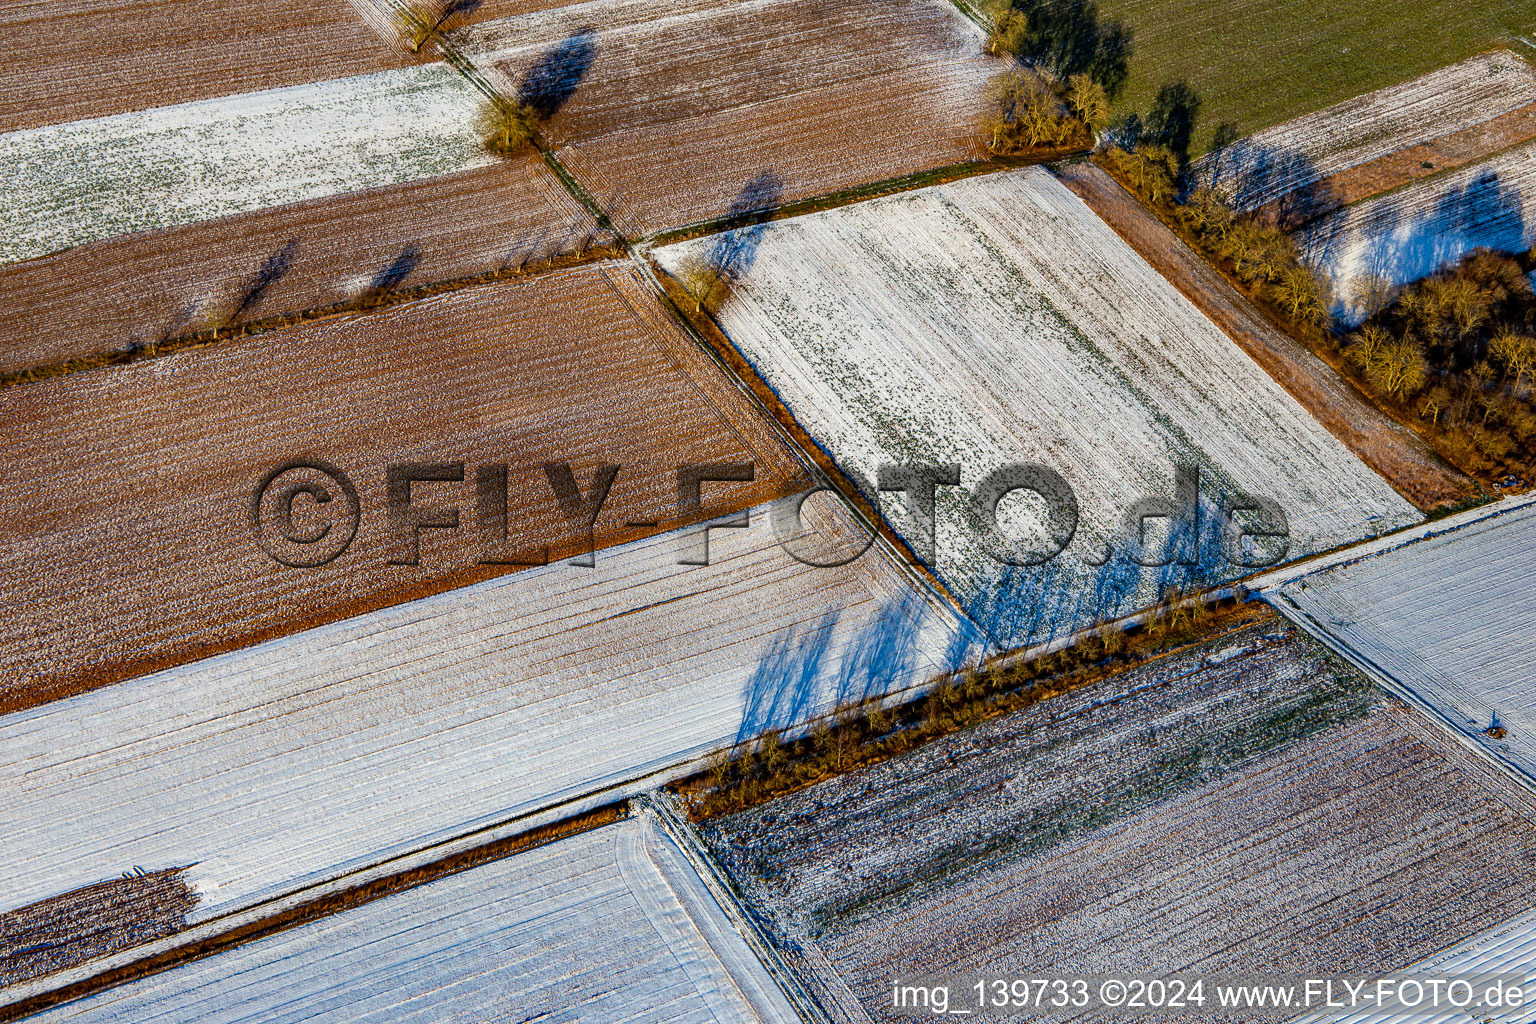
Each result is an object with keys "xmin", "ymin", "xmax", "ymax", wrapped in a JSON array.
[
  {"xmin": 476, "ymin": 98, "xmax": 538, "ymax": 155},
  {"xmin": 983, "ymin": 3, "xmax": 1029, "ymax": 56},
  {"xmin": 673, "ymin": 253, "xmax": 732, "ymax": 314},
  {"xmin": 1491, "ymin": 331, "xmax": 1536, "ymax": 397},
  {"xmin": 1366, "ymin": 338, "xmax": 1428, "ymax": 402},
  {"xmin": 1066, "ymin": 74, "xmax": 1109, "ymax": 132}
]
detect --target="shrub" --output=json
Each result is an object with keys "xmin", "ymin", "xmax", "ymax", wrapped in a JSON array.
[
  {"xmin": 673, "ymin": 253, "xmax": 733, "ymax": 314},
  {"xmin": 981, "ymin": 70, "xmax": 1088, "ymax": 155},
  {"xmin": 1066, "ymin": 74, "xmax": 1110, "ymax": 132},
  {"xmin": 476, "ymin": 98, "xmax": 538, "ymax": 155}
]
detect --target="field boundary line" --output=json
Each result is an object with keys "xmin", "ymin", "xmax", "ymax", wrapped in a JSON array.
[
  {"xmin": 641, "ymin": 793, "xmax": 833, "ymax": 1024},
  {"xmin": 1265, "ymin": 589, "xmax": 1536, "ymax": 802},
  {"xmin": 623, "ymin": 248, "xmax": 979, "ymax": 640},
  {"xmin": 0, "ymin": 245, "xmax": 621, "ymax": 392},
  {"xmin": 0, "ymin": 799, "xmax": 628, "ymax": 1022},
  {"xmin": 1249, "ymin": 490, "xmax": 1536, "ymax": 592},
  {"xmin": 644, "ymin": 156, "xmax": 1082, "ymax": 250}
]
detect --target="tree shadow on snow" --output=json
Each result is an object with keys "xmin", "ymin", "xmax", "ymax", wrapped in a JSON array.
[{"xmin": 518, "ymin": 28, "xmax": 598, "ymax": 120}]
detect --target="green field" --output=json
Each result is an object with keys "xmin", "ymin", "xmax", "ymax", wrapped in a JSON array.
[{"xmin": 1093, "ymin": 0, "xmax": 1535, "ymax": 154}]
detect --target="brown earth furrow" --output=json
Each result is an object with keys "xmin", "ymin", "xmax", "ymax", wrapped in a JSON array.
[
  {"xmin": 705, "ymin": 621, "xmax": 1536, "ymax": 1024},
  {"xmin": 1054, "ymin": 161, "xmax": 1476, "ymax": 512},
  {"xmin": 0, "ymin": 868, "xmax": 197, "ymax": 989},
  {"xmin": 0, "ymin": 260, "xmax": 804, "ymax": 712},
  {"xmin": 0, "ymin": 0, "xmax": 541, "ymax": 134},
  {"xmin": 0, "ymin": 157, "xmax": 608, "ymax": 377},
  {"xmin": 1254, "ymin": 101, "xmax": 1536, "ymax": 228},
  {"xmin": 462, "ymin": 0, "xmax": 998, "ymax": 237}
]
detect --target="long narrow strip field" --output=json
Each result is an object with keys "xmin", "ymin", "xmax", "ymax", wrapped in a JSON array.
[
  {"xmin": 2, "ymin": 63, "xmax": 495, "ymax": 263},
  {"xmin": 702, "ymin": 619, "xmax": 1536, "ymax": 1023},
  {"xmin": 1270, "ymin": 495, "xmax": 1536, "ymax": 787},
  {"xmin": 19, "ymin": 814, "xmax": 798, "ymax": 1024},
  {"xmin": 1198, "ymin": 51, "xmax": 1536, "ymax": 214},
  {"xmin": 1093, "ymin": 0, "xmax": 1533, "ymax": 158},
  {"xmin": 0, "ymin": 159, "xmax": 606, "ymax": 376},
  {"xmin": 656, "ymin": 167, "xmax": 1420, "ymax": 648},
  {"xmin": 1055, "ymin": 162, "xmax": 1475, "ymax": 511},
  {"xmin": 0, "ymin": 495, "xmax": 965, "ymax": 953},
  {"xmin": 1298, "ymin": 139, "xmax": 1536, "ymax": 321},
  {"xmin": 0, "ymin": 0, "xmax": 530, "ymax": 134},
  {"xmin": 453, "ymin": 0, "xmax": 999, "ymax": 237},
  {"xmin": 0, "ymin": 260, "xmax": 802, "ymax": 708}
]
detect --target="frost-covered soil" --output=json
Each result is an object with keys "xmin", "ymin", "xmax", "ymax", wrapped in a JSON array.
[
  {"xmin": 656, "ymin": 167, "xmax": 1419, "ymax": 649},
  {"xmin": 452, "ymin": 0, "xmax": 998, "ymax": 236},
  {"xmin": 1271, "ymin": 495, "xmax": 1536, "ymax": 787},
  {"xmin": 0, "ymin": 493, "xmax": 967, "ymax": 930},
  {"xmin": 1290, "ymin": 907, "xmax": 1536, "ymax": 1024},
  {"xmin": 704, "ymin": 620, "xmax": 1536, "ymax": 1023},
  {"xmin": 23, "ymin": 815, "xmax": 799, "ymax": 1024},
  {"xmin": 1197, "ymin": 51, "xmax": 1536, "ymax": 212},
  {"xmin": 1297, "ymin": 139, "xmax": 1536, "ymax": 323},
  {"xmin": 0, "ymin": 262, "xmax": 800, "ymax": 703},
  {"xmin": 0, "ymin": 63, "xmax": 493, "ymax": 264},
  {"xmin": 1, "ymin": 0, "xmax": 995, "ymax": 263},
  {"xmin": 0, "ymin": 0, "xmax": 530, "ymax": 135},
  {"xmin": 0, "ymin": 159, "xmax": 605, "ymax": 374}
]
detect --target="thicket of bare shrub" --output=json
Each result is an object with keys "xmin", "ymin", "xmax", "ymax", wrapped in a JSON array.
[
  {"xmin": 1100, "ymin": 144, "xmax": 1535, "ymax": 490},
  {"xmin": 976, "ymin": 1, "xmax": 1108, "ymax": 156},
  {"xmin": 475, "ymin": 98, "xmax": 539, "ymax": 155}
]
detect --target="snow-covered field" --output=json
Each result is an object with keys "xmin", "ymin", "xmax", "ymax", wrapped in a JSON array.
[
  {"xmin": 0, "ymin": 495, "xmax": 969, "ymax": 927},
  {"xmin": 1198, "ymin": 51, "xmax": 1536, "ymax": 211},
  {"xmin": 656, "ymin": 167, "xmax": 1419, "ymax": 648},
  {"xmin": 1270, "ymin": 494, "xmax": 1536, "ymax": 788},
  {"xmin": 1291, "ymin": 908, "xmax": 1536, "ymax": 1024},
  {"xmin": 24, "ymin": 814, "xmax": 798, "ymax": 1024},
  {"xmin": 1297, "ymin": 139, "xmax": 1536, "ymax": 322},
  {"xmin": 705, "ymin": 619, "xmax": 1536, "ymax": 1022},
  {"xmin": 0, "ymin": 64, "xmax": 492, "ymax": 264}
]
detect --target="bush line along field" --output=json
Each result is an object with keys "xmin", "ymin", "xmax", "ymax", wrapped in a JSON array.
[
  {"xmin": 1053, "ymin": 161, "xmax": 1479, "ymax": 511},
  {"xmin": 678, "ymin": 595, "xmax": 1270, "ymax": 819},
  {"xmin": 656, "ymin": 167, "xmax": 1419, "ymax": 650},
  {"xmin": 702, "ymin": 619, "xmax": 1536, "ymax": 1024},
  {"xmin": 1098, "ymin": 140, "xmax": 1536, "ymax": 493},
  {"xmin": 0, "ymin": 262, "xmax": 803, "ymax": 707},
  {"xmin": 0, "ymin": 492, "xmax": 968, "ymax": 934}
]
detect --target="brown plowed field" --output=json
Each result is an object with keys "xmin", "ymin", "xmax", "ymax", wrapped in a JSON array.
[
  {"xmin": 0, "ymin": 261, "xmax": 803, "ymax": 711},
  {"xmin": 0, "ymin": 0, "xmax": 538, "ymax": 134},
  {"xmin": 0, "ymin": 157, "xmax": 607, "ymax": 377},
  {"xmin": 459, "ymin": 0, "xmax": 999, "ymax": 237},
  {"xmin": 1055, "ymin": 162, "xmax": 1477, "ymax": 512}
]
